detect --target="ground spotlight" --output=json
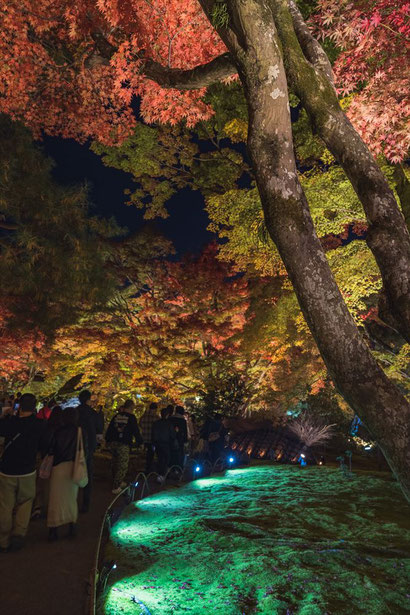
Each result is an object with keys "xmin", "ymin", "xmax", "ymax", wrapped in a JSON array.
[
  {"xmin": 128, "ymin": 481, "xmax": 139, "ymax": 502},
  {"xmin": 195, "ymin": 465, "xmax": 201, "ymax": 473},
  {"xmin": 298, "ymin": 453, "xmax": 307, "ymax": 467},
  {"xmin": 98, "ymin": 560, "xmax": 117, "ymax": 593}
]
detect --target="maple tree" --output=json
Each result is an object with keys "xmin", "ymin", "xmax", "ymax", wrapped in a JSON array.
[
  {"xmin": 1, "ymin": 1, "xmax": 410, "ymax": 498},
  {"xmin": 44, "ymin": 243, "xmax": 249, "ymax": 404},
  {"xmin": 0, "ymin": 301, "xmax": 46, "ymax": 391},
  {"xmin": 312, "ymin": 0, "xmax": 410, "ymax": 164}
]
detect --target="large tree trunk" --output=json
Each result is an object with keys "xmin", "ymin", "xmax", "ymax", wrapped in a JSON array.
[
  {"xmin": 212, "ymin": 0, "xmax": 410, "ymax": 500},
  {"xmin": 393, "ymin": 164, "xmax": 410, "ymax": 233},
  {"xmin": 270, "ymin": 0, "xmax": 410, "ymax": 344}
]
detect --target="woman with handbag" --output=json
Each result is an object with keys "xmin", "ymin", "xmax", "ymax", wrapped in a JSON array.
[
  {"xmin": 47, "ymin": 407, "xmax": 86, "ymax": 541},
  {"xmin": 32, "ymin": 406, "xmax": 64, "ymax": 520}
]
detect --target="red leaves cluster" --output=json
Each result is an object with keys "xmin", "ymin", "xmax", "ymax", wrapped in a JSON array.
[
  {"xmin": 313, "ymin": 0, "xmax": 410, "ymax": 162},
  {"xmin": 0, "ymin": 0, "xmax": 224, "ymax": 143},
  {"xmin": 0, "ymin": 301, "xmax": 46, "ymax": 385}
]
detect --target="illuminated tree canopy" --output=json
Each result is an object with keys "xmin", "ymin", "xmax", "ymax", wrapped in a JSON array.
[{"xmin": 0, "ymin": 0, "xmax": 410, "ymax": 500}]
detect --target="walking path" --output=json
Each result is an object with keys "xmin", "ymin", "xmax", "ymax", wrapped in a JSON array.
[{"xmin": 1, "ymin": 457, "xmax": 114, "ymax": 615}]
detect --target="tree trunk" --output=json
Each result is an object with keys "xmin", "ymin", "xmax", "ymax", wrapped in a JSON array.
[
  {"xmin": 270, "ymin": 0, "xmax": 410, "ymax": 344},
  {"xmin": 216, "ymin": 0, "xmax": 410, "ymax": 501},
  {"xmin": 393, "ymin": 164, "xmax": 410, "ymax": 233}
]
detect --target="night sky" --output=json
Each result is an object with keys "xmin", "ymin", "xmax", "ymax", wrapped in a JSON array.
[{"xmin": 43, "ymin": 136, "xmax": 214, "ymax": 255}]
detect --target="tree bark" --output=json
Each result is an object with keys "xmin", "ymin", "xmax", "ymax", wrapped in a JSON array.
[
  {"xmin": 393, "ymin": 164, "xmax": 410, "ymax": 233},
  {"xmin": 271, "ymin": 0, "xmax": 410, "ymax": 344},
  {"xmin": 211, "ymin": 0, "xmax": 410, "ymax": 501}
]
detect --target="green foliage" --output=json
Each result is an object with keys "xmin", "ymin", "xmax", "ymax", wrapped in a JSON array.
[
  {"xmin": 211, "ymin": 0, "xmax": 230, "ymax": 29},
  {"xmin": 91, "ymin": 83, "xmax": 248, "ymax": 220},
  {"xmin": 206, "ymin": 187, "xmax": 284, "ymax": 276},
  {"xmin": 328, "ymin": 240, "xmax": 382, "ymax": 319},
  {"xmin": 0, "ymin": 115, "xmax": 120, "ymax": 331},
  {"xmin": 197, "ymin": 371, "xmax": 250, "ymax": 418}
]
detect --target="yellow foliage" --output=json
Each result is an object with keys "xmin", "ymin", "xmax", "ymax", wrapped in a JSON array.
[{"xmin": 223, "ymin": 118, "xmax": 248, "ymax": 143}]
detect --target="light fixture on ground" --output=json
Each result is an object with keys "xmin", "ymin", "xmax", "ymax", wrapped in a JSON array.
[
  {"xmin": 98, "ymin": 560, "xmax": 117, "ymax": 593},
  {"xmin": 129, "ymin": 481, "xmax": 139, "ymax": 502}
]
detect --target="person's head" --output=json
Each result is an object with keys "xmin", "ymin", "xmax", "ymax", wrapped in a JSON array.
[
  {"xmin": 79, "ymin": 390, "xmax": 91, "ymax": 404},
  {"xmin": 123, "ymin": 399, "xmax": 135, "ymax": 413},
  {"xmin": 175, "ymin": 405, "xmax": 185, "ymax": 416},
  {"xmin": 149, "ymin": 402, "xmax": 158, "ymax": 411},
  {"xmin": 19, "ymin": 393, "xmax": 37, "ymax": 415},
  {"xmin": 16, "ymin": 392, "xmax": 22, "ymax": 399},
  {"xmin": 166, "ymin": 404, "xmax": 174, "ymax": 415},
  {"xmin": 62, "ymin": 407, "xmax": 78, "ymax": 427},
  {"xmin": 48, "ymin": 405, "xmax": 63, "ymax": 429},
  {"xmin": 161, "ymin": 407, "xmax": 171, "ymax": 420}
]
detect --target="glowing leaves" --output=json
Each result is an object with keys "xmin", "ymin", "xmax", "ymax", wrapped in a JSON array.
[
  {"xmin": 0, "ymin": 0, "xmax": 226, "ymax": 142},
  {"xmin": 313, "ymin": 0, "xmax": 410, "ymax": 161}
]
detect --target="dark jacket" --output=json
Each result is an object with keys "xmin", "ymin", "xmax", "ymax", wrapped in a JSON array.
[
  {"xmin": 105, "ymin": 412, "xmax": 142, "ymax": 447},
  {"xmin": 0, "ymin": 414, "xmax": 46, "ymax": 476},
  {"xmin": 169, "ymin": 416, "xmax": 188, "ymax": 445},
  {"xmin": 52, "ymin": 425, "xmax": 78, "ymax": 467},
  {"xmin": 96, "ymin": 410, "xmax": 105, "ymax": 435},
  {"xmin": 152, "ymin": 418, "xmax": 177, "ymax": 445},
  {"xmin": 77, "ymin": 403, "xmax": 100, "ymax": 456},
  {"xmin": 200, "ymin": 417, "xmax": 227, "ymax": 443}
]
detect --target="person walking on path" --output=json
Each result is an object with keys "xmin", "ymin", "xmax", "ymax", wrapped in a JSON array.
[
  {"xmin": 0, "ymin": 393, "xmax": 46, "ymax": 552},
  {"xmin": 47, "ymin": 407, "xmax": 83, "ymax": 541},
  {"xmin": 32, "ymin": 406, "xmax": 64, "ymax": 520},
  {"xmin": 105, "ymin": 399, "xmax": 143, "ymax": 494},
  {"xmin": 139, "ymin": 402, "xmax": 159, "ymax": 473},
  {"xmin": 200, "ymin": 413, "xmax": 228, "ymax": 463},
  {"xmin": 168, "ymin": 406, "xmax": 188, "ymax": 471},
  {"xmin": 152, "ymin": 407, "xmax": 177, "ymax": 483},
  {"xmin": 77, "ymin": 390, "xmax": 101, "ymax": 513}
]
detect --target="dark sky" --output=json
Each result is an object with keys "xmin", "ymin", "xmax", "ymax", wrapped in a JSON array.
[{"xmin": 43, "ymin": 136, "xmax": 214, "ymax": 255}]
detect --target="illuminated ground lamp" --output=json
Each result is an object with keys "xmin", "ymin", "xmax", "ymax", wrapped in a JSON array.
[
  {"xmin": 227, "ymin": 455, "xmax": 236, "ymax": 467},
  {"xmin": 298, "ymin": 453, "xmax": 307, "ymax": 467},
  {"xmin": 98, "ymin": 560, "xmax": 117, "ymax": 593},
  {"xmin": 128, "ymin": 481, "xmax": 139, "ymax": 502},
  {"xmin": 318, "ymin": 456, "xmax": 325, "ymax": 466},
  {"xmin": 194, "ymin": 465, "xmax": 202, "ymax": 478}
]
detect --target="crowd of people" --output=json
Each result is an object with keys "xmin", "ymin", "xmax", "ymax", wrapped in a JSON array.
[{"xmin": 0, "ymin": 391, "xmax": 229, "ymax": 553}]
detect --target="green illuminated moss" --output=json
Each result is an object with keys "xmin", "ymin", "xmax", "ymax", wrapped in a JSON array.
[{"xmin": 101, "ymin": 465, "xmax": 410, "ymax": 615}]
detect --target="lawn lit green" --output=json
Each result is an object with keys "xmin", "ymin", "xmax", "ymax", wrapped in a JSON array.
[{"xmin": 101, "ymin": 464, "xmax": 410, "ymax": 614}]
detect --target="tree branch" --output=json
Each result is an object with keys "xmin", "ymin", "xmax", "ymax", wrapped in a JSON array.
[
  {"xmin": 288, "ymin": 0, "xmax": 334, "ymax": 86},
  {"xmin": 0, "ymin": 221, "xmax": 18, "ymax": 230},
  {"xmin": 143, "ymin": 52, "xmax": 236, "ymax": 90},
  {"xmin": 87, "ymin": 26, "xmax": 236, "ymax": 90}
]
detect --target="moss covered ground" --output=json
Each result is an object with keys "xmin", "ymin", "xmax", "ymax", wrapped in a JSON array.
[{"xmin": 101, "ymin": 464, "xmax": 410, "ymax": 615}]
